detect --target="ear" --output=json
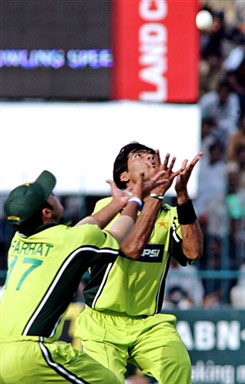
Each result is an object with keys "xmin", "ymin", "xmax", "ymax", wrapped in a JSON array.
[
  {"xmin": 120, "ymin": 171, "xmax": 130, "ymax": 184},
  {"xmin": 42, "ymin": 207, "xmax": 52, "ymax": 221}
]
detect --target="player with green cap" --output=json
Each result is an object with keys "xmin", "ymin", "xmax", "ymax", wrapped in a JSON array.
[{"xmin": 0, "ymin": 161, "xmax": 176, "ymax": 384}]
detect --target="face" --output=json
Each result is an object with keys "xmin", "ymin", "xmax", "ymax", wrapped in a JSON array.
[
  {"xmin": 218, "ymin": 86, "xmax": 229, "ymax": 104},
  {"xmin": 46, "ymin": 193, "xmax": 64, "ymax": 222},
  {"xmin": 120, "ymin": 150, "xmax": 156, "ymax": 186},
  {"xmin": 209, "ymin": 145, "xmax": 223, "ymax": 163}
]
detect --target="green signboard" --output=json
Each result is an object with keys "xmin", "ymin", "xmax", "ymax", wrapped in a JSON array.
[{"xmin": 169, "ymin": 308, "xmax": 245, "ymax": 384}]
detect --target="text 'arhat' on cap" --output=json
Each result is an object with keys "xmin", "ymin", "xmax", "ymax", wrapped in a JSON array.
[{"xmin": 4, "ymin": 170, "xmax": 56, "ymax": 226}]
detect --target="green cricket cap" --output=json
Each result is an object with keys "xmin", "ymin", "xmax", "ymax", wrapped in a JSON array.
[{"xmin": 4, "ymin": 170, "xmax": 56, "ymax": 226}]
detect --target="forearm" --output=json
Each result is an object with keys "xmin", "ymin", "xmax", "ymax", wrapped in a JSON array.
[
  {"xmin": 176, "ymin": 189, "xmax": 189, "ymax": 205},
  {"xmin": 180, "ymin": 221, "xmax": 203, "ymax": 260},
  {"xmin": 120, "ymin": 196, "xmax": 162, "ymax": 259},
  {"xmin": 107, "ymin": 200, "xmax": 139, "ymax": 245},
  {"xmin": 177, "ymin": 191, "xmax": 203, "ymax": 260},
  {"xmin": 75, "ymin": 199, "xmax": 125, "ymax": 228}
]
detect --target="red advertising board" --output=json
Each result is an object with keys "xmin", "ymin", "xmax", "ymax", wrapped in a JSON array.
[{"xmin": 112, "ymin": 0, "xmax": 199, "ymax": 103}]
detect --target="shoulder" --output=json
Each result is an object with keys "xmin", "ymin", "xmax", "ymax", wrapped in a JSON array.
[
  {"xmin": 41, "ymin": 223, "xmax": 105, "ymax": 244},
  {"xmin": 63, "ymin": 223, "xmax": 115, "ymax": 249},
  {"xmin": 161, "ymin": 203, "xmax": 173, "ymax": 211},
  {"xmin": 93, "ymin": 196, "xmax": 112, "ymax": 213},
  {"xmin": 159, "ymin": 203, "xmax": 177, "ymax": 216},
  {"xmin": 72, "ymin": 224, "xmax": 119, "ymax": 250},
  {"xmin": 66, "ymin": 223, "xmax": 102, "ymax": 237}
]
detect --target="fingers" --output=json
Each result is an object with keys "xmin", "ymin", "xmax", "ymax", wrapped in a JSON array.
[
  {"xmin": 181, "ymin": 159, "xmax": 188, "ymax": 169},
  {"xmin": 154, "ymin": 179, "xmax": 169, "ymax": 186},
  {"xmin": 171, "ymin": 167, "xmax": 182, "ymax": 178},
  {"xmin": 180, "ymin": 151, "xmax": 203, "ymax": 172},
  {"xmin": 151, "ymin": 169, "xmax": 167, "ymax": 181},
  {"xmin": 161, "ymin": 152, "xmax": 202, "ymax": 174},
  {"xmin": 106, "ymin": 179, "xmax": 115, "ymax": 187},
  {"xmin": 138, "ymin": 171, "xmax": 144, "ymax": 183},
  {"xmin": 168, "ymin": 156, "xmax": 176, "ymax": 172},
  {"xmin": 162, "ymin": 153, "xmax": 170, "ymax": 171},
  {"xmin": 154, "ymin": 149, "xmax": 161, "ymax": 169},
  {"xmin": 191, "ymin": 152, "xmax": 203, "ymax": 167},
  {"xmin": 153, "ymin": 154, "xmax": 177, "ymax": 182},
  {"xmin": 132, "ymin": 171, "xmax": 144, "ymax": 199},
  {"xmin": 188, "ymin": 152, "xmax": 203, "ymax": 167}
]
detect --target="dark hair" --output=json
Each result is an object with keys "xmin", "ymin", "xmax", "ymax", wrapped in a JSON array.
[
  {"xmin": 16, "ymin": 201, "xmax": 53, "ymax": 236},
  {"xmin": 217, "ymin": 79, "xmax": 231, "ymax": 92},
  {"xmin": 113, "ymin": 141, "xmax": 155, "ymax": 189},
  {"xmin": 209, "ymin": 140, "xmax": 224, "ymax": 152},
  {"xmin": 236, "ymin": 143, "xmax": 245, "ymax": 155}
]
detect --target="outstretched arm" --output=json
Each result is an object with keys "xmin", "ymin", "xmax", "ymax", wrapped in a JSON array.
[
  {"xmin": 76, "ymin": 162, "xmax": 169, "ymax": 245},
  {"xmin": 75, "ymin": 173, "xmax": 148, "ymax": 244},
  {"xmin": 175, "ymin": 152, "xmax": 203, "ymax": 261},
  {"xmin": 120, "ymin": 152, "xmax": 181, "ymax": 259},
  {"xmin": 107, "ymin": 168, "xmax": 169, "ymax": 245},
  {"xmin": 75, "ymin": 177, "xmax": 136, "ymax": 228},
  {"xmin": 120, "ymin": 196, "xmax": 164, "ymax": 259},
  {"xmin": 106, "ymin": 173, "xmax": 143, "ymax": 244},
  {"xmin": 75, "ymin": 189, "xmax": 126, "ymax": 229}
]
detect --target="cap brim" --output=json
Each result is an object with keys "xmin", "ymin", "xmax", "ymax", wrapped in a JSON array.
[{"xmin": 35, "ymin": 170, "xmax": 56, "ymax": 199}]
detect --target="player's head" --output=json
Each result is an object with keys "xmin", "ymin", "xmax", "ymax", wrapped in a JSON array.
[
  {"xmin": 4, "ymin": 170, "xmax": 63, "ymax": 235},
  {"xmin": 113, "ymin": 141, "xmax": 155, "ymax": 189}
]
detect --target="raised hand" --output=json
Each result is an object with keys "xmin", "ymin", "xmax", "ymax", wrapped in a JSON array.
[
  {"xmin": 130, "ymin": 171, "xmax": 144, "ymax": 201},
  {"xmin": 106, "ymin": 179, "xmax": 130, "ymax": 209},
  {"xmin": 145, "ymin": 151, "xmax": 182, "ymax": 197},
  {"xmin": 106, "ymin": 172, "xmax": 144, "ymax": 208},
  {"xmin": 175, "ymin": 152, "xmax": 203, "ymax": 196}
]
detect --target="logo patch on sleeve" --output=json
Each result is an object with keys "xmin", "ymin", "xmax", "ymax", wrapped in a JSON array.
[{"xmin": 138, "ymin": 244, "xmax": 164, "ymax": 263}]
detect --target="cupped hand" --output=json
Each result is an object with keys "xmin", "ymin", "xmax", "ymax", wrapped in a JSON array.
[
  {"xmin": 106, "ymin": 171, "xmax": 144, "ymax": 207},
  {"xmin": 175, "ymin": 152, "xmax": 203, "ymax": 195},
  {"xmin": 145, "ymin": 150, "xmax": 182, "ymax": 197}
]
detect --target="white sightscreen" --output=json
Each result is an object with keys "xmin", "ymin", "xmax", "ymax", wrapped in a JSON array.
[{"xmin": 0, "ymin": 101, "xmax": 201, "ymax": 197}]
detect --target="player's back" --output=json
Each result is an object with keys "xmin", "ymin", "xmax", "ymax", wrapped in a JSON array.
[{"xmin": 0, "ymin": 223, "xmax": 107, "ymax": 341}]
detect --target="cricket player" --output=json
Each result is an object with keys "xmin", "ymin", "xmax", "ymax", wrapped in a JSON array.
[
  {"xmin": 0, "ymin": 166, "xmax": 172, "ymax": 384},
  {"xmin": 75, "ymin": 142, "xmax": 203, "ymax": 384}
]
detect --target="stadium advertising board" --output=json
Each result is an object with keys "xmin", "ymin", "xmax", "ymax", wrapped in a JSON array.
[
  {"xmin": 170, "ymin": 309, "xmax": 245, "ymax": 384},
  {"xmin": 1, "ymin": 0, "xmax": 199, "ymax": 103},
  {"xmin": 0, "ymin": 0, "xmax": 111, "ymax": 99},
  {"xmin": 112, "ymin": 0, "xmax": 199, "ymax": 103}
]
